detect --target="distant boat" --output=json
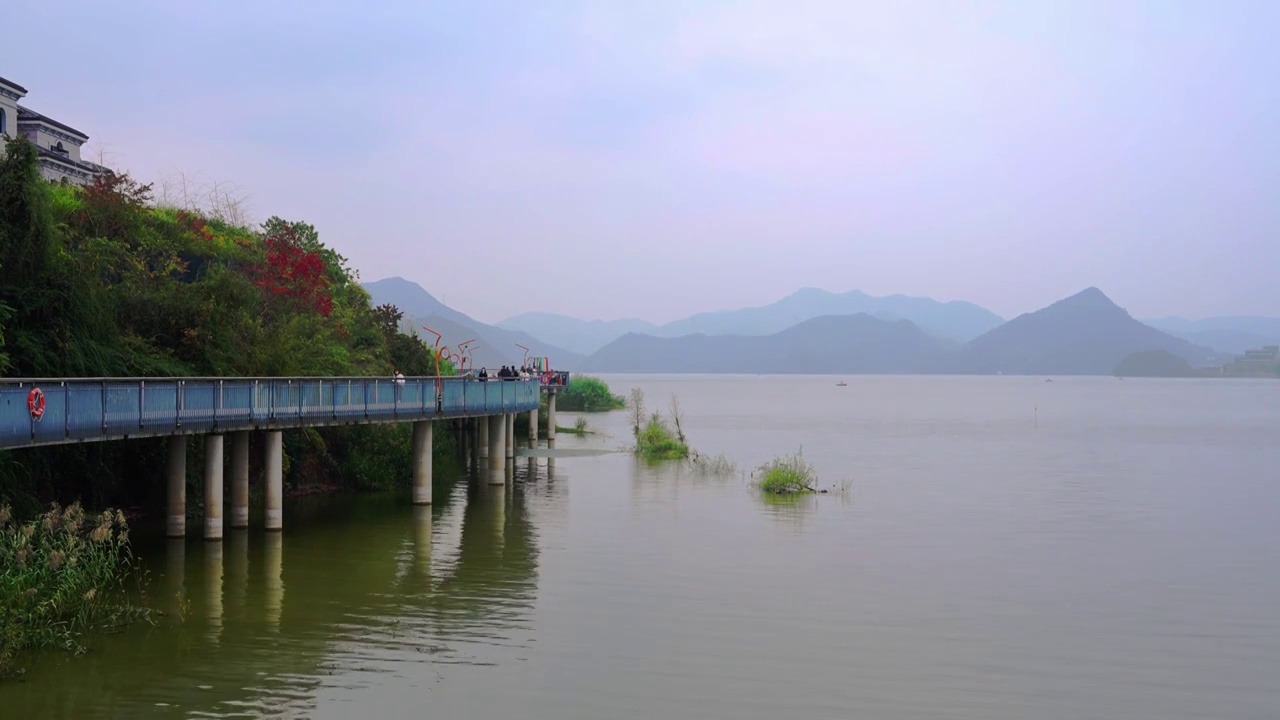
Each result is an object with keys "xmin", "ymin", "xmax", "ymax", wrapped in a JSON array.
[{"xmin": 836, "ymin": 381, "xmax": 848, "ymax": 387}]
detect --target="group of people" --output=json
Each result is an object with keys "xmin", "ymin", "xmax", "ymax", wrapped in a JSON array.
[{"xmin": 476, "ymin": 365, "xmax": 536, "ymax": 381}]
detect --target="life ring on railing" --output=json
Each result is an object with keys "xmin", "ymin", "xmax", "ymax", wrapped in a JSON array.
[
  {"xmin": 28, "ymin": 387, "xmax": 46, "ymax": 421},
  {"xmin": 541, "ymin": 373, "xmax": 551, "ymax": 385}
]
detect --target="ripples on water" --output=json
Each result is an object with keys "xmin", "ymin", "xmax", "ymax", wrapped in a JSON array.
[{"xmin": 1, "ymin": 375, "xmax": 1278, "ymax": 719}]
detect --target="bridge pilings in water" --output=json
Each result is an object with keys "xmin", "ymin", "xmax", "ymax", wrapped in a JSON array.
[
  {"xmin": 264, "ymin": 430, "xmax": 283, "ymax": 531},
  {"xmin": 163, "ymin": 409, "xmax": 556, "ymax": 538},
  {"xmin": 167, "ymin": 436, "xmax": 186, "ymax": 538},
  {"xmin": 546, "ymin": 389, "xmax": 557, "ymax": 448},
  {"xmin": 203, "ymin": 434, "xmax": 224, "ymax": 540},
  {"xmin": 230, "ymin": 431, "xmax": 250, "ymax": 529},
  {"xmin": 412, "ymin": 421, "xmax": 432, "ymax": 506}
]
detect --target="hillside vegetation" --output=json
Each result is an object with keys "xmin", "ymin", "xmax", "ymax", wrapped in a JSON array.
[{"xmin": 0, "ymin": 136, "xmax": 452, "ymax": 513}]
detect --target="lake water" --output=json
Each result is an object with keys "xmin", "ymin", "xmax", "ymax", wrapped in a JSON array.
[{"xmin": 3, "ymin": 375, "xmax": 1279, "ymax": 718}]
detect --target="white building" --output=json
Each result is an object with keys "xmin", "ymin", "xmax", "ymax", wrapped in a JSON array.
[{"xmin": 0, "ymin": 74, "xmax": 108, "ymax": 185}]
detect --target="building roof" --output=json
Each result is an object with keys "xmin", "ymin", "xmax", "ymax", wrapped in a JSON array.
[
  {"xmin": 0, "ymin": 75, "xmax": 28, "ymax": 94},
  {"xmin": 16, "ymin": 105, "xmax": 88, "ymax": 140}
]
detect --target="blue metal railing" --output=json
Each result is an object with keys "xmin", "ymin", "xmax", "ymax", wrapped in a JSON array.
[{"xmin": 0, "ymin": 376, "xmax": 544, "ymax": 450}]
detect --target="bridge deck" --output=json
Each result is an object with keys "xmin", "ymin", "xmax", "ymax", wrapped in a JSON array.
[{"xmin": 0, "ymin": 376, "xmax": 545, "ymax": 450}]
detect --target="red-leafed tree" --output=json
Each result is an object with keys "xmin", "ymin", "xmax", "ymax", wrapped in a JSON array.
[{"xmin": 255, "ymin": 222, "xmax": 333, "ymax": 317}]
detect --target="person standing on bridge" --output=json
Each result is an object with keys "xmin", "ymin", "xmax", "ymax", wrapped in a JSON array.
[{"xmin": 394, "ymin": 370, "xmax": 405, "ymax": 401}]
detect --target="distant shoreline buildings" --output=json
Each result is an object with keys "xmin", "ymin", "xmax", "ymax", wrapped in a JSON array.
[{"xmin": 0, "ymin": 74, "xmax": 108, "ymax": 185}]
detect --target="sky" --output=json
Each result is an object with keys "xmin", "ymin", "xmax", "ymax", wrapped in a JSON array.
[{"xmin": 7, "ymin": 0, "xmax": 1278, "ymax": 324}]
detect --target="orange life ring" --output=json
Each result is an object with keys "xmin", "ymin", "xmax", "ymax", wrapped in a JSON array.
[{"xmin": 28, "ymin": 387, "xmax": 46, "ymax": 420}]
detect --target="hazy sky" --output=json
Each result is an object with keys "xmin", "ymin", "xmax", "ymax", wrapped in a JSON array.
[{"xmin": 8, "ymin": 1, "xmax": 1278, "ymax": 324}]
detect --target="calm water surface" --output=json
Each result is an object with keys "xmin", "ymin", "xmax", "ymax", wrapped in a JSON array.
[{"xmin": 3, "ymin": 375, "xmax": 1279, "ymax": 718}]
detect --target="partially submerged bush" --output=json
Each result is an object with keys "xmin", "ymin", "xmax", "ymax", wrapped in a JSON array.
[
  {"xmin": 557, "ymin": 376, "xmax": 625, "ymax": 412},
  {"xmin": 636, "ymin": 415, "xmax": 690, "ymax": 461},
  {"xmin": 754, "ymin": 449, "xmax": 818, "ymax": 494},
  {"xmin": 690, "ymin": 451, "xmax": 738, "ymax": 476},
  {"xmin": 0, "ymin": 502, "xmax": 147, "ymax": 678},
  {"xmin": 554, "ymin": 416, "xmax": 592, "ymax": 436}
]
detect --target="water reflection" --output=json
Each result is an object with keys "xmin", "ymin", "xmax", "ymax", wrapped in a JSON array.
[
  {"xmin": 753, "ymin": 490, "xmax": 821, "ymax": 528},
  {"xmin": 226, "ymin": 529, "xmax": 248, "ymax": 621},
  {"xmin": 413, "ymin": 504, "xmax": 433, "ymax": 578},
  {"xmin": 0, "ymin": 477, "xmax": 543, "ymax": 718},
  {"xmin": 264, "ymin": 530, "xmax": 283, "ymax": 631},
  {"xmin": 163, "ymin": 537, "xmax": 185, "ymax": 618},
  {"xmin": 204, "ymin": 540, "xmax": 223, "ymax": 643}
]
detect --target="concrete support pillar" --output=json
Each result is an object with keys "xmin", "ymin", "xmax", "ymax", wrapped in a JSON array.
[
  {"xmin": 264, "ymin": 430, "xmax": 283, "ymax": 531},
  {"xmin": 547, "ymin": 391, "xmax": 557, "ymax": 447},
  {"xmin": 166, "ymin": 436, "xmax": 187, "ymax": 538},
  {"xmin": 529, "ymin": 407, "xmax": 539, "ymax": 443},
  {"xmin": 505, "ymin": 413, "xmax": 515, "ymax": 459},
  {"xmin": 487, "ymin": 414, "xmax": 506, "ymax": 485},
  {"xmin": 203, "ymin": 434, "xmax": 224, "ymax": 541},
  {"xmin": 412, "ymin": 421, "xmax": 433, "ymax": 505},
  {"xmin": 229, "ymin": 431, "xmax": 250, "ymax": 529},
  {"xmin": 470, "ymin": 418, "xmax": 481, "ymax": 469},
  {"xmin": 478, "ymin": 415, "xmax": 490, "ymax": 459}
]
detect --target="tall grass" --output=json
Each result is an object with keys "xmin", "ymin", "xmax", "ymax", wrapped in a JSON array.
[
  {"xmin": 690, "ymin": 451, "xmax": 738, "ymax": 476},
  {"xmin": 0, "ymin": 503, "xmax": 148, "ymax": 678},
  {"xmin": 753, "ymin": 448, "xmax": 819, "ymax": 494},
  {"xmin": 554, "ymin": 416, "xmax": 592, "ymax": 436}
]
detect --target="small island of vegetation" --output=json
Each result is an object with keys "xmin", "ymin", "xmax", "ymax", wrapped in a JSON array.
[
  {"xmin": 627, "ymin": 389, "xmax": 690, "ymax": 461},
  {"xmin": 753, "ymin": 449, "xmax": 819, "ymax": 494},
  {"xmin": 556, "ymin": 375, "xmax": 626, "ymax": 412}
]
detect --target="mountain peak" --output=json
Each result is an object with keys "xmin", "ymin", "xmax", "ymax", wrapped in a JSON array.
[
  {"xmin": 1055, "ymin": 287, "xmax": 1123, "ymax": 314},
  {"xmin": 963, "ymin": 287, "xmax": 1217, "ymax": 374}
]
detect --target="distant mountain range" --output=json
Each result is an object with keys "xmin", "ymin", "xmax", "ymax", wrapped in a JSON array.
[
  {"xmin": 367, "ymin": 276, "xmax": 1264, "ymax": 376},
  {"xmin": 1143, "ymin": 316, "xmax": 1280, "ymax": 355},
  {"xmin": 582, "ymin": 314, "xmax": 950, "ymax": 374},
  {"xmin": 494, "ymin": 313, "xmax": 660, "ymax": 357},
  {"xmin": 499, "ymin": 287, "xmax": 1004, "ymax": 354},
  {"xmin": 582, "ymin": 287, "xmax": 1225, "ymax": 375},
  {"xmin": 363, "ymin": 277, "xmax": 583, "ymax": 370}
]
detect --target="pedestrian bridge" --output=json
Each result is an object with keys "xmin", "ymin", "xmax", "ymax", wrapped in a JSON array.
[
  {"xmin": 0, "ymin": 376, "xmax": 549, "ymax": 450},
  {"xmin": 0, "ymin": 375, "xmax": 569, "ymax": 539}
]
